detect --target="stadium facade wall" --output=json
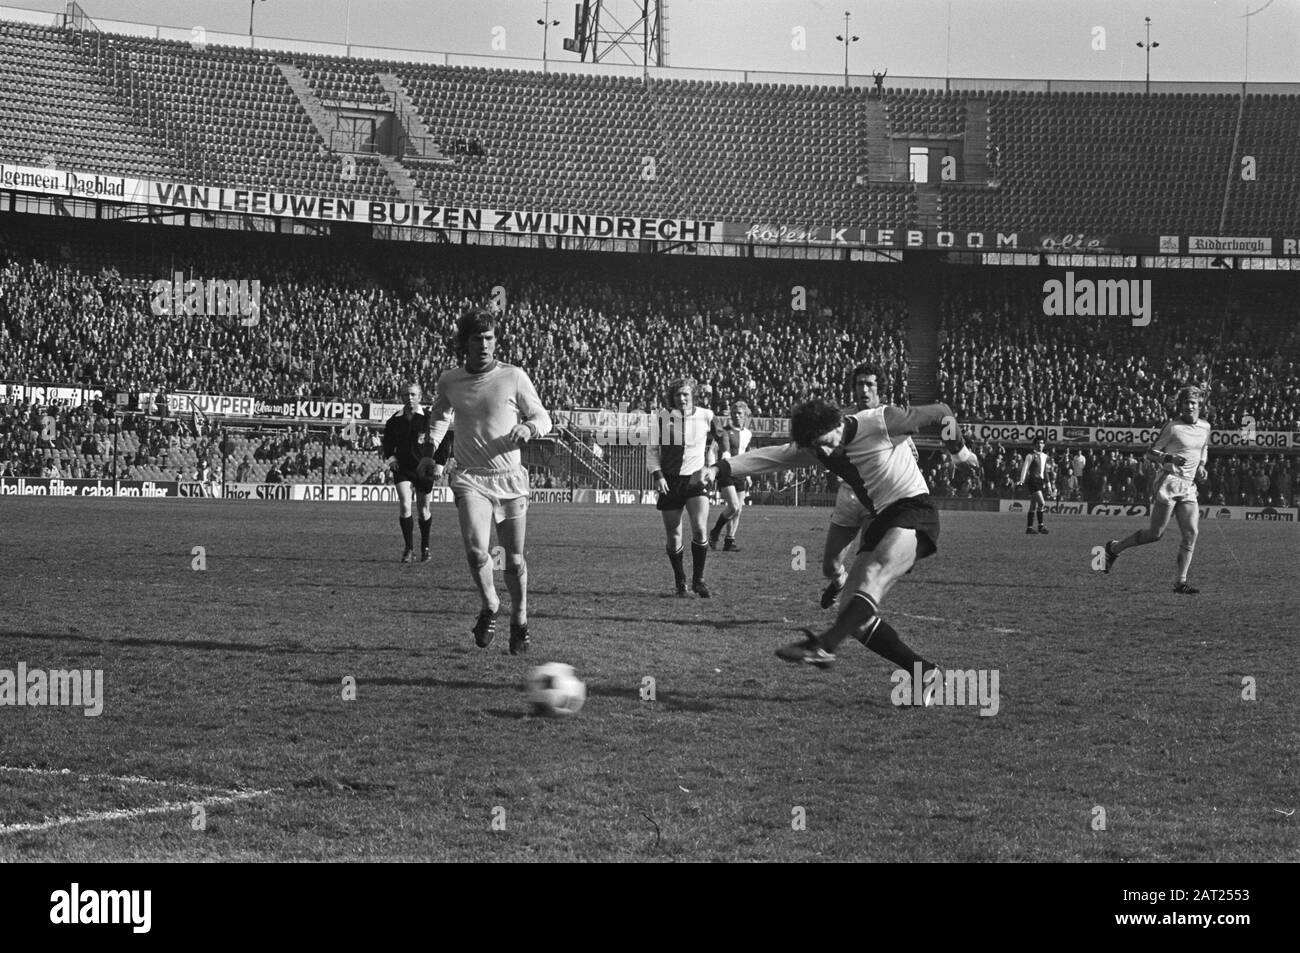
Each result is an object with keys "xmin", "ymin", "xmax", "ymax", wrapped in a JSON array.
[{"xmin": 3, "ymin": 5, "xmax": 1296, "ymax": 94}]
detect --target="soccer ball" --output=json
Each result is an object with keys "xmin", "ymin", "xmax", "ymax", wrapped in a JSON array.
[{"xmin": 526, "ymin": 662, "xmax": 586, "ymax": 717}]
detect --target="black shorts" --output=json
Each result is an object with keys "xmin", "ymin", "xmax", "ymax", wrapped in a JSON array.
[
  {"xmin": 1025, "ymin": 476, "xmax": 1044, "ymax": 494},
  {"xmin": 395, "ymin": 469, "xmax": 435, "ymax": 494},
  {"xmin": 717, "ymin": 473, "xmax": 751, "ymax": 491},
  {"xmin": 656, "ymin": 473, "xmax": 708, "ymax": 511},
  {"xmin": 858, "ymin": 495, "xmax": 940, "ymax": 559}
]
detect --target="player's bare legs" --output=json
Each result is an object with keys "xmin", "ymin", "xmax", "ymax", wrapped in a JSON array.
[
  {"xmin": 710, "ymin": 484, "xmax": 743, "ymax": 551},
  {"xmin": 1172, "ymin": 500, "xmax": 1199, "ymax": 592},
  {"xmin": 1029, "ymin": 488, "xmax": 1047, "ymax": 534},
  {"xmin": 1109, "ymin": 498, "xmax": 1175, "ymax": 556},
  {"xmin": 781, "ymin": 528, "xmax": 935, "ymax": 674},
  {"xmin": 456, "ymin": 494, "xmax": 500, "ymax": 645},
  {"xmin": 820, "ymin": 520, "xmax": 860, "ymax": 608},
  {"xmin": 496, "ymin": 508, "xmax": 533, "ymax": 652},
  {"xmin": 496, "ymin": 512, "xmax": 527, "ymax": 627},
  {"xmin": 396, "ymin": 480, "xmax": 416, "ymax": 561}
]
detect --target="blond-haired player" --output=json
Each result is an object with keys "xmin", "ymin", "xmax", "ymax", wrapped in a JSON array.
[{"xmin": 1102, "ymin": 386, "xmax": 1210, "ymax": 594}]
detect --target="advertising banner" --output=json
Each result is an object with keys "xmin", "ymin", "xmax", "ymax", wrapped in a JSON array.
[{"xmin": 0, "ymin": 478, "xmax": 176, "ymax": 497}]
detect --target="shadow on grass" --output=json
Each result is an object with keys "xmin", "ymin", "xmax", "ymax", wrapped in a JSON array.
[{"xmin": 0, "ymin": 630, "xmax": 428, "ymax": 658}]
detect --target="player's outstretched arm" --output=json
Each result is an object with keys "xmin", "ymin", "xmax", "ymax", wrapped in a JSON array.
[
  {"xmin": 886, "ymin": 403, "xmax": 980, "ymax": 474},
  {"xmin": 698, "ymin": 442, "xmax": 815, "ymax": 486}
]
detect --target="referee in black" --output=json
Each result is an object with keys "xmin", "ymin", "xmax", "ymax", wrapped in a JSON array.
[{"xmin": 382, "ymin": 381, "xmax": 452, "ymax": 562}]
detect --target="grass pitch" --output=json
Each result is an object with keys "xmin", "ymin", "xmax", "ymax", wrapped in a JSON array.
[{"xmin": 0, "ymin": 499, "xmax": 1296, "ymax": 861}]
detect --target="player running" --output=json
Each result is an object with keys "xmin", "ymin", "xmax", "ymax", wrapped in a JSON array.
[
  {"xmin": 819, "ymin": 362, "xmax": 917, "ymax": 609},
  {"xmin": 650, "ymin": 378, "xmax": 717, "ymax": 597},
  {"xmin": 708, "ymin": 400, "xmax": 753, "ymax": 552},
  {"xmin": 426, "ymin": 309, "xmax": 552, "ymax": 654},
  {"xmin": 696, "ymin": 396, "xmax": 980, "ymax": 677},
  {"xmin": 381, "ymin": 381, "xmax": 450, "ymax": 563},
  {"xmin": 1102, "ymin": 386, "xmax": 1210, "ymax": 594},
  {"xmin": 1017, "ymin": 435, "xmax": 1052, "ymax": 535}
]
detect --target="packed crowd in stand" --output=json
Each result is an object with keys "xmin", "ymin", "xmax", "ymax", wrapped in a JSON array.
[
  {"xmin": 2, "ymin": 219, "xmax": 1298, "ymax": 495},
  {"xmin": 938, "ymin": 272, "xmax": 1300, "ymax": 431},
  {"xmin": 0, "ymin": 219, "xmax": 907, "ymax": 419}
]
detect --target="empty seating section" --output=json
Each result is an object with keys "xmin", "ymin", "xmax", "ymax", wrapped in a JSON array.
[
  {"xmin": 942, "ymin": 90, "xmax": 1248, "ymax": 233},
  {"xmin": 1, "ymin": 17, "xmax": 1299, "ymax": 232},
  {"xmin": 294, "ymin": 55, "xmax": 391, "ymax": 106},
  {"xmin": 0, "ymin": 22, "xmax": 172, "ymax": 178},
  {"xmin": 101, "ymin": 35, "xmax": 396, "ymax": 199},
  {"xmin": 652, "ymin": 82, "xmax": 912, "ymax": 225},
  {"xmin": 884, "ymin": 89, "xmax": 966, "ymax": 138},
  {"xmin": 397, "ymin": 69, "xmax": 675, "ymax": 215}
]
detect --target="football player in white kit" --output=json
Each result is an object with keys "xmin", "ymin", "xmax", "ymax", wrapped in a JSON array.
[
  {"xmin": 1103, "ymin": 386, "xmax": 1211, "ymax": 593},
  {"xmin": 708, "ymin": 400, "xmax": 753, "ymax": 552},
  {"xmin": 697, "ymin": 396, "xmax": 980, "ymax": 673},
  {"xmin": 819, "ymin": 362, "xmax": 918, "ymax": 609},
  {"xmin": 649, "ymin": 378, "xmax": 718, "ymax": 597}
]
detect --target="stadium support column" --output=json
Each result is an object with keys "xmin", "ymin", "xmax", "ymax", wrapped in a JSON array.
[{"xmin": 903, "ymin": 252, "xmax": 941, "ymax": 405}]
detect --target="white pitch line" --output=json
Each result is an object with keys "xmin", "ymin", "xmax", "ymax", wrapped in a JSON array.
[
  {"xmin": 894, "ymin": 611, "xmax": 1021, "ymax": 634},
  {"xmin": 0, "ymin": 766, "xmax": 191, "ymax": 788},
  {"xmin": 0, "ymin": 789, "xmax": 277, "ymax": 836}
]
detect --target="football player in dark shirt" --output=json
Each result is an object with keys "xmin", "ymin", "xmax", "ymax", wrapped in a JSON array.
[{"xmin": 381, "ymin": 382, "xmax": 450, "ymax": 562}]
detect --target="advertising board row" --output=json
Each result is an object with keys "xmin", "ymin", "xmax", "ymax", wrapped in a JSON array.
[{"xmin": 7, "ymin": 162, "xmax": 1300, "ymax": 257}]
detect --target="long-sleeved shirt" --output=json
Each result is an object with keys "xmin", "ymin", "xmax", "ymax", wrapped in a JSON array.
[
  {"xmin": 719, "ymin": 406, "xmax": 929, "ymax": 513},
  {"xmin": 426, "ymin": 361, "xmax": 551, "ymax": 473}
]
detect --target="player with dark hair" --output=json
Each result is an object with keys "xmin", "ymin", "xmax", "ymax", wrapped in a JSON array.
[
  {"xmin": 1102, "ymin": 386, "xmax": 1210, "ymax": 593},
  {"xmin": 819, "ymin": 361, "xmax": 918, "ymax": 609},
  {"xmin": 650, "ymin": 378, "xmax": 717, "ymax": 597},
  {"xmin": 708, "ymin": 400, "xmax": 753, "ymax": 552},
  {"xmin": 697, "ymin": 395, "xmax": 980, "ymax": 679},
  {"xmin": 1017, "ymin": 435, "xmax": 1051, "ymax": 535},
  {"xmin": 426, "ymin": 309, "xmax": 552, "ymax": 653},
  {"xmin": 381, "ymin": 381, "xmax": 450, "ymax": 562}
]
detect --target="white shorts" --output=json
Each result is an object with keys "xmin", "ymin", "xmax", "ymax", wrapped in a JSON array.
[
  {"xmin": 449, "ymin": 465, "xmax": 530, "ymax": 521},
  {"xmin": 1153, "ymin": 472, "xmax": 1198, "ymax": 506},
  {"xmin": 830, "ymin": 483, "xmax": 872, "ymax": 529}
]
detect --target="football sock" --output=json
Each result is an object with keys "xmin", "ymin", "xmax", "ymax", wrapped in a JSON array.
[
  {"xmin": 1026, "ymin": 511, "xmax": 1034, "ymax": 529},
  {"xmin": 400, "ymin": 515, "xmax": 414, "ymax": 549},
  {"xmin": 724, "ymin": 536, "xmax": 735, "ymax": 545},
  {"xmin": 504, "ymin": 561, "xmax": 526, "ymax": 624},
  {"xmin": 858, "ymin": 614, "xmax": 934, "ymax": 674},
  {"xmin": 418, "ymin": 516, "xmax": 432, "ymax": 548},
  {"xmin": 1037, "ymin": 511, "xmax": 1044, "ymax": 528},
  {"xmin": 691, "ymin": 540, "xmax": 708, "ymax": 583},
  {"xmin": 712, "ymin": 515, "xmax": 728, "ymax": 538},
  {"xmin": 667, "ymin": 545, "xmax": 686, "ymax": 588}
]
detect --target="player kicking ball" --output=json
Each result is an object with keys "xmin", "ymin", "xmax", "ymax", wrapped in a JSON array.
[
  {"xmin": 819, "ymin": 362, "xmax": 918, "ymax": 609},
  {"xmin": 697, "ymin": 396, "xmax": 980, "ymax": 678},
  {"xmin": 426, "ymin": 309, "xmax": 552, "ymax": 654},
  {"xmin": 1102, "ymin": 386, "xmax": 1210, "ymax": 594}
]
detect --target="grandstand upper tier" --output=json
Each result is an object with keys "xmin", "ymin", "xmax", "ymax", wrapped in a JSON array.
[{"xmin": 2, "ymin": 16, "xmax": 1299, "ymax": 234}]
